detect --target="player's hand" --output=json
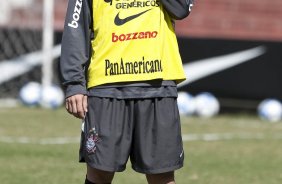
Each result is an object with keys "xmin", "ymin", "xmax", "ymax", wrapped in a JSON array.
[{"xmin": 65, "ymin": 94, "xmax": 88, "ymax": 119}]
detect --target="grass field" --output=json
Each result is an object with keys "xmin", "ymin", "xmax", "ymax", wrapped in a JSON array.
[{"xmin": 1, "ymin": 107, "xmax": 282, "ymax": 184}]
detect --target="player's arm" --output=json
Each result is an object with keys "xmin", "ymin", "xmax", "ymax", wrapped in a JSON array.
[
  {"xmin": 60, "ymin": 0, "xmax": 92, "ymax": 119},
  {"xmin": 160, "ymin": 0, "xmax": 194, "ymax": 20}
]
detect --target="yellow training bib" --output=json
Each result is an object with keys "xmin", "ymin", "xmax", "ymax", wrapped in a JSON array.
[{"xmin": 87, "ymin": 0, "xmax": 186, "ymax": 88}]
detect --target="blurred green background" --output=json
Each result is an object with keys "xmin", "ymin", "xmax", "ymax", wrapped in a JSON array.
[{"xmin": 1, "ymin": 107, "xmax": 282, "ymax": 184}]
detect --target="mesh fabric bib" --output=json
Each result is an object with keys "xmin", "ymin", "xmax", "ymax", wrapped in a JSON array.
[{"xmin": 87, "ymin": 0, "xmax": 186, "ymax": 88}]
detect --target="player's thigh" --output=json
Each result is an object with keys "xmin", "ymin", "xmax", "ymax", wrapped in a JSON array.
[
  {"xmin": 131, "ymin": 97, "xmax": 184, "ymax": 174},
  {"xmin": 81, "ymin": 97, "xmax": 134, "ymax": 172}
]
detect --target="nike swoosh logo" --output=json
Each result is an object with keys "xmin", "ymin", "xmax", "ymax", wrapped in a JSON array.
[
  {"xmin": 0, "ymin": 45, "xmax": 61, "ymax": 85},
  {"xmin": 180, "ymin": 150, "xmax": 184, "ymax": 158},
  {"xmin": 178, "ymin": 46, "xmax": 266, "ymax": 88},
  {"xmin": 114, "ymin": 9, "xmax": 151, "ymax": 26}
]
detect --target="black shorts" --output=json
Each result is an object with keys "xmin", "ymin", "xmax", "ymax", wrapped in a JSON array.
[{"xmin": 79, "ymin": 97, "xmax": 184, "ymax": 174}]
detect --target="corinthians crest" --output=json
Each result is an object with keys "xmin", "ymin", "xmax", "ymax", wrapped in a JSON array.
[{"xmin": 86, "ymin": 127, "xmax": 100, "ymax": 154}]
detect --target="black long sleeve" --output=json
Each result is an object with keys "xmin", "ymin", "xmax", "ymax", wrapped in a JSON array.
[
  {"xmin": 161, "ymin": 0, "xmax": 194, "ymax": 20},
  {"xmin": 60, "ymin": 0, "xmax": 92, "ymax": 98}
]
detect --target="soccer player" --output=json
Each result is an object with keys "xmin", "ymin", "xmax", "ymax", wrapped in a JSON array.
[{"xmin": 60, "ymin": 0, "xmax": 194, "ymax": 183}]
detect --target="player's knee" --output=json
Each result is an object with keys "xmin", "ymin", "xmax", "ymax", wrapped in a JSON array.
[
  {"xmin": 86, "ymin": 173, "xmax": 113, "ymax": 183},
  {"xmin": 146, "ymin": 171, "xmax": 175, "ymax": 184},
  {"xmin": 85, "ymin": 177, "xmax": 111, "ymax": 184},
  {"xmin": 85, "ymin": 176, "xmax": 112, "ymax": 184},
  {"xmin": 85, "ymin": 178, "xmax": 95, "ymax": 184},
  {"xmin": 86, "ymin": 165, "xmax": 114, "ymax": 184}
]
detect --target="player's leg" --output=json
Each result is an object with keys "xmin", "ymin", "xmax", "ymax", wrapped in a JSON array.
[
  {"xmin": 85, "ymin": 165, "xmax": 115, "ymax": 184},
  {"xmin": 131, "ymin": 97, "xmax": 184, "ymax": 181},
  {"xmin": 146, "ymin": 171, "xmax": 175, "ymax": 184},
  {"xmin": 80, "ymin": 97, "xmax": 134, "ymax": 183}
]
